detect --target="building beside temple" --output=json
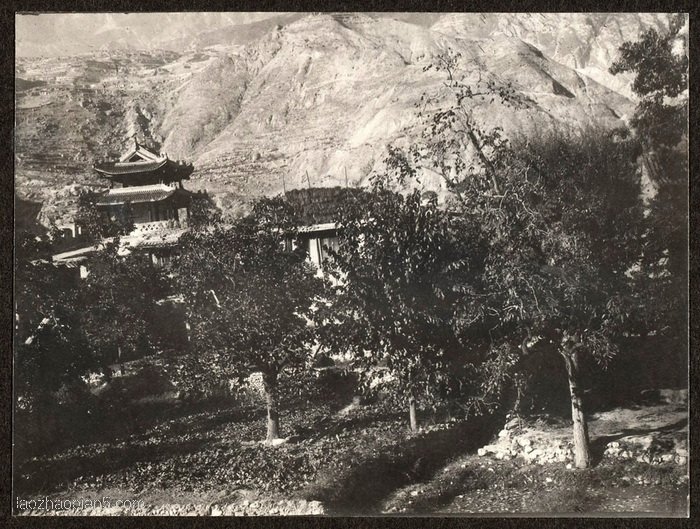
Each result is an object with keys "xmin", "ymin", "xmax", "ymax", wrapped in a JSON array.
[
  {"xmin": 52, "ymin": 138, "xmax": 195, "ymax": 269},
  {"xmin": 52, "ymin": 154, "xmax": 367, "ymax": 276},
  {"xmin": 284, "ymin": 187, "xmax": 367, "ymax": 276}
]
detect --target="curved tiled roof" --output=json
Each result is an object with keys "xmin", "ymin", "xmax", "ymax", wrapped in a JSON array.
[
  {"xmin": 120, "ymin": 144, "xmax": 161, "ymax": 163},
  {"xmin": 124, "ymin": 228, "xmax": 187, "ymax": 249},
  {"xmin": 285, "ymin": 187, "xmax": 371, "ymax": 224},
  {"xmin": 94, "ymin": 158, "xmax": 168, "ymax": 176},
  {"xmin": 97, "ymin": 184, "xmax": 178, "ymax": 205}
]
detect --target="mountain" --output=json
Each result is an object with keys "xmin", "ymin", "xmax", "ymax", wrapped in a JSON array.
[
  {"xmin": 430, "ymin": 13, "xmax": 669, "ymax": 100},
  {"xmin": 14, "ymin": 12, "xmax": 672, "ymax": 226},
  {"xmin": 15, "ymin": 13, "xmax": 290, "ymax": 57}
]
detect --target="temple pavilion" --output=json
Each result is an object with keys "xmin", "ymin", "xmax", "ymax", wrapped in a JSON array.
[
  {"xmin": 52, "ymin": 138, "xmax": 195, "ymax": 270},
  {"xmin": 94, "ymin": 137, "xmax": 193, "ymax": 231}
]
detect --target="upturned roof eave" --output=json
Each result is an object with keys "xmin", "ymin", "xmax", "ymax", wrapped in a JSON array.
[
  {"xmin": 296, "ymin": 222, "xmax": 340, "ymax": 233},
  {"xmin": 93, "ymin": 158, "xmax": 169, "ymax": 176},
  {"xmin": 96, "ymin": 185, "xmax": 193, "ymax": 206}
]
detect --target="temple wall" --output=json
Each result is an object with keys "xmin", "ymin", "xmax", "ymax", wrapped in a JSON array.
[
  {"xmin": 132, "ymin": 204, "xmax": 152, "ymax": 224},
  {"xmin": 130, "ymin": 203, "xmax": 179, "ymax": 225}
]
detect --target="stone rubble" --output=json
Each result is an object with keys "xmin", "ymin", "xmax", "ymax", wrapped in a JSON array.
[{"xmin": 477, "ymin": 410, "xmax": 688, "ymax": 468}]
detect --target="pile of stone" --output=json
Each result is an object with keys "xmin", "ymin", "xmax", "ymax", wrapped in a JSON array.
[
  {"xmin": 622, "ymin": 473, "xmax": 688, "ymax": 487},
  {"xmin": 142, "ymin": 503, "xmax": 209, "ymax": 516},
  {"xmin": 602, "ymin": 436, "xmax": 687, "ymax": 466},
  {"xmin": 476, "ymin": 412, "xmax": 688, "ymax": 468},
  {"xmin": 21, "ymin": 503, "xmax": 208, "ymax": 517},
  {"xmin": 476, "ymin": 417, "xmax": 575, "ymax": 465}
]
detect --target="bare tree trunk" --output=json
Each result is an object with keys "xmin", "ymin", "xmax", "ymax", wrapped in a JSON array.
[
  {"xmin": 263, "ymin": 371, "xmax": 280, "ymax": 442},
  {"xmin": 408, "ymin": 396, "xmax": 418, "ymax": 433},
  {"xmin": 465, "ymin": 127, "xmax": 501, "ymax": 195},
  {"xmin": 117, "ymin": 344, "xmax": 125, "ymax": 376},
  {"xmin": 562, "ymin": 347, "xmax": 591, "ymax": 468}
]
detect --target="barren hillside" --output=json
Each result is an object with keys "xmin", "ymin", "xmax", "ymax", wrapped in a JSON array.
[{"xmin": 14, "ymin": 12, "xmax": 670, "ymax": 226}]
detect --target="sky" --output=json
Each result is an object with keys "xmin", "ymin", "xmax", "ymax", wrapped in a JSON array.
[{"xmin": 16, "ymin": 12, "xmax": 287, "ymax": 57}]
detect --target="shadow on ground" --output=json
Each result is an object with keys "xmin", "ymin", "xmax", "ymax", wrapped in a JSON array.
[
  {"xmin": 13, "ymin": 399, "xmax": 262, "ymax": 495},
  {"xmin": 307, "ymin": 414, "xmax": 501, "ymax": 515},
  {"xmin": 289, "ymin": 408, "xmax": 404, "ymax": 443},
  {"xmin": 589, "ymin": 417, "xmax": 688, "ymax": 466},
  {"xmin": 15, "ymin": 434, "xmax": 216, "ymax": 495}
]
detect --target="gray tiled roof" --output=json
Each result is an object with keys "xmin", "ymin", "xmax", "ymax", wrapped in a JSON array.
[
  {"xmin": 97, "ymin": 184, "xmax": 178, "ymax": 205},
  {"xmin": 94, "ymin": 158, "xmax": 168, "ymax": 176}
]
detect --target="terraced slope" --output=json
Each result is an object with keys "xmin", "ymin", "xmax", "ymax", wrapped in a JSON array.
[{"xmin": 15, "ymin": 12, "xmax": 671, "ymax": 226}]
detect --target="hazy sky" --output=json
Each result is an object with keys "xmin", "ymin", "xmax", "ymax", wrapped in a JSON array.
[{"xmin": 16, "ymin": 12, "xmax": 287, "ymax": 57}]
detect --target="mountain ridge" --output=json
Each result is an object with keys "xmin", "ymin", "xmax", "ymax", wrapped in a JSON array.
[{"xmin": 15, "ymin": 12, "xmax": 670, "ymax": 226}]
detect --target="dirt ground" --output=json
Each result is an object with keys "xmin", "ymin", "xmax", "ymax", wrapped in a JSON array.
[
  {"xmin": 16, "ymin": 398, "xmax": 688, "ymax": 516},
  {"xmin": 382, "ymin": 402, "xmax": 688, "ymax": 516}
]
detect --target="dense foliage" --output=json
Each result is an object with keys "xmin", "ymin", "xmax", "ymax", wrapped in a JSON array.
[
  {"xmin": 187, "ymin": 191, "xmax": 223, "ymax": 230},
  {"xmin": 77, "ymin": 243, "xmax": 171, "ymax": 374},
  {"xmin": 316, "ymin": 179, "xmax": 487, "ymax": 431},
  {"xmin": 14, "ymin": 232, "xmax": 93, "ymax": 410},
  {"xmin": 175, "ymin": 196, "xmax": 325, "ymax": 440},
  {"xmin": 384, "ymin": 51, "xmax": 648, "ymax": 467},
  {"xmin": 610, "ymin": 13, "xmax": 688, "ymax": 376},
  {"xmin": 14, "ymin": 206, "xmax": 172, "ymax": 455},
  {"xmin": 75, "ymin": 190, "xmax": 134, "ymax": 241}
]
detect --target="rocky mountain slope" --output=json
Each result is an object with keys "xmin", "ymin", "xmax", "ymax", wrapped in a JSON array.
[{"xmin": 15, "ymin": 12, "xmax": 672, "ymax": 226}]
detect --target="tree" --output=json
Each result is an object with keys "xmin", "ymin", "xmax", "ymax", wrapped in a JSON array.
[
  {"xmin": 175, "ymin": 197, "xmax": 323, "ymax": 442},
  {"xmin": 610, "ymin": 14, "xmax": 688, "ymax": 382},
  {"xmin": 610, "ymin": 15, "xmax": 687, "ymax": 150},
  {"xmin": 317, "ymin": 181, "xmax": 485, "ymax": 432},
  {"xmin": 392, "ymin": 53, "xmax": 646, "ymax": 466},
  {"xmin": 70, "ymin": 188, "xmax": 171, "ymax": 376},
  {"xmin": 75, "ymin": 190, "xmax": 134, "ymax": 242},
  {"xmin": 14, "ymin": 230, "xmax": 94, "ymax": 410},
  {"xmin": 187, "ymin": 191, "xmax": 223, "ymax": 230},
  {"xmin": 487, "ymin": 133, "xmax": 644, "ymax": 468},
  {"xmin": 77, "ymin": 242, "xmax": 170, "ymax": 376}
]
